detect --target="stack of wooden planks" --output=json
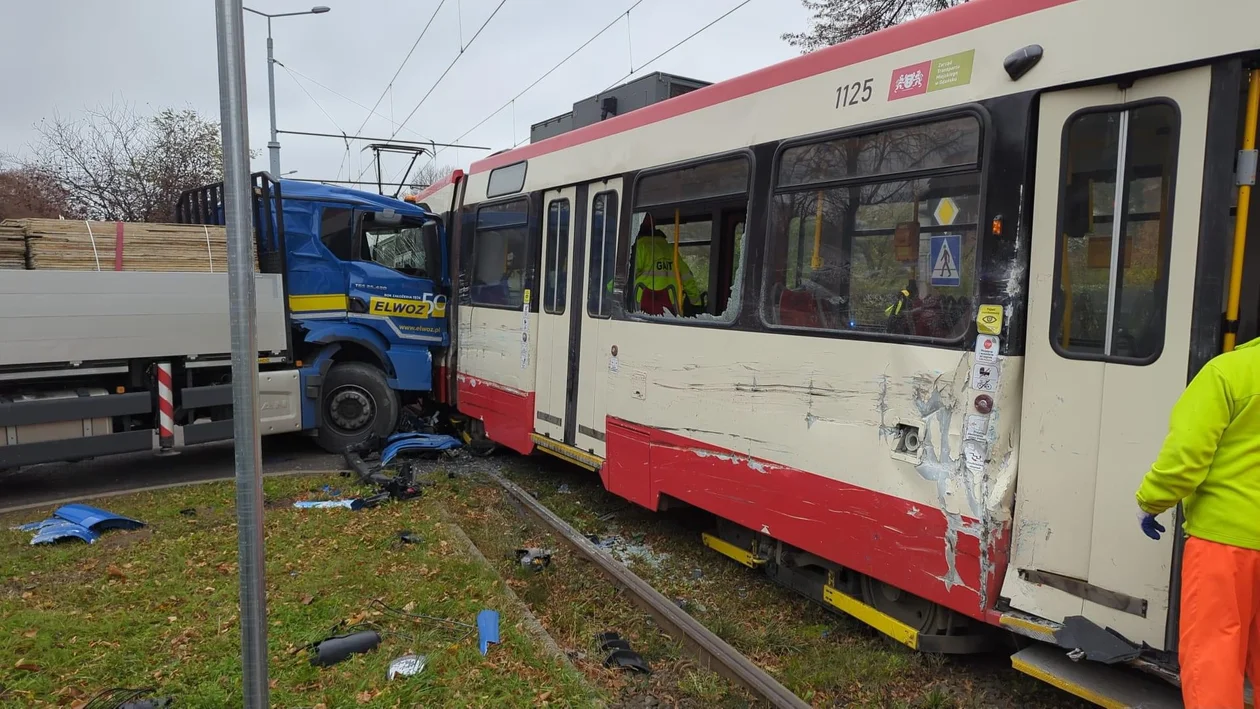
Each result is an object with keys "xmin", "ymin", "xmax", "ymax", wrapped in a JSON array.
[
  {"xmin": 0, "ymin": 223, "xmax": 27, "ymax": 269},
  {"xmin": 0, "ymin": 219, "xmax": 257, "ymax": 272}
]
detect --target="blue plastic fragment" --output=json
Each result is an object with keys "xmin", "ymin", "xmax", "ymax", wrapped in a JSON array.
[
  {"xmin": 293, "ymin": 499, "xmax": 363, "ymax": 510},
  {"xmin": 13, "ymin": 518, "xmax": 60, "ymax": 532},
  {"xmin": 477, "ymin": 609, "xmax": 500, "ymax": 656},
  {"xmin": 30, "ymin": 520, "xmax": 99, "ymax": 545},
  {"xmin": 380, "ymin": 433, "xmax": 462, "ymax": 465},
  {"xmin": 52, "ymin": 504, "xmax": 144, "ymax": 532}
]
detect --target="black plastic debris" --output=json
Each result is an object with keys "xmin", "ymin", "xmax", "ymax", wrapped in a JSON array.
[
  {"xmin": 515, "ymin": 547, "xmax": 553, "ymax": 571},
  {"xmin": 1054, "ymin": 615, "xmax": 1140, "ymax": 664},
  {"xmin": 178, "ymin": 508, "xmax": 196, "ymax": 517},
  {"xmin": 310, "ymin": 629, "xmax": 382, "ymax": 666},
  {"xmin": 597, "ymin": 632, "xmax": 651, "ymax": 674},
  {"xmin": 399, "ymin": 531, "xmax": 423, "ymax": 544}
]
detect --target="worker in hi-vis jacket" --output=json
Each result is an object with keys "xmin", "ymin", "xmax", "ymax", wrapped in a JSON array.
[{"xmin": 1136, "ymin": 336, "xmax": 1260, "ymax": 709}]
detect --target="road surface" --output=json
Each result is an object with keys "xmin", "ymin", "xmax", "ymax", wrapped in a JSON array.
[{"xmin": 0, "ymin": 433, "xmax": 343, "ymax": 511}]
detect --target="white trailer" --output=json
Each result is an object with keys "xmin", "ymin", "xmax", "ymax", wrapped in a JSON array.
[{"xmin": 0, "ymin": 270, "xmax": 302, "ymax": 468}]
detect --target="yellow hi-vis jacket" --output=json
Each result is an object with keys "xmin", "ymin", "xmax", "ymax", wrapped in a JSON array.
[
  {"xmin": 1137, "ymin": 336, "xmax": 1260, "ymax": 550},
  {"xmin": 632, "ymin": 234, "xmax": 701, "ymax": 309}
]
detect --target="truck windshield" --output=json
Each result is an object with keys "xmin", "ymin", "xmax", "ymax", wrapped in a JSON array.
[{"xmin": 363, "ymin": 218, "xmax": 439, "ymax": 279}]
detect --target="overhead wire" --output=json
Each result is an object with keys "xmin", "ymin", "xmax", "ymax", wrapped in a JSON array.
[
  {"xmin": 277, "ymin": 62, "xmax": 349, "ymax": 137},
  {"xmin": 373, "ymin": 0, "xmax": 511, "ymax": 186},
  {"xmin": 351, "ymin": 0, "xmax": 448, "ymax": 138},
  {"xmin": 280, "ymin": 61, "xmax": 433, "ymax": 142},
  {"xmin": 503, "ymin": 0, "xmax": 755, "ymax": 150},
  {"xmin": 442, "ymin": 0, "xmax": 646, "ymax": 151},
  {"xmin": 602, "ymin": 0, "xmax": 755, "ymax": 93}
]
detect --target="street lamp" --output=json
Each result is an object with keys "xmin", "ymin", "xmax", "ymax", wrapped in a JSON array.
[{"xmin": 243, "ymin": 5, "xmax": 331, "ymax": 177}]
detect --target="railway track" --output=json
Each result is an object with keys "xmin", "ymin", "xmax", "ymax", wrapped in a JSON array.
[{"xmin": 488, "ymin": 470, "xmax": 812, "ymax": 709}]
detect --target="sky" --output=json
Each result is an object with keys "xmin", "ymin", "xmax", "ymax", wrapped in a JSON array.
[{"xmin": 0, "ymin": 0, "xmax": 810, "ymax": 192}]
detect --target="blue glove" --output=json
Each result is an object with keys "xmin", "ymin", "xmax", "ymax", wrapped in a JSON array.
[{"xmin": 1137, "ymin": 509, "xmax": 1166, "ymax": 540}]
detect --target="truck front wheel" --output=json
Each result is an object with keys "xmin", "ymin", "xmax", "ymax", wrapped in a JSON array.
[{"xmin": 317, "ymin": 362, "xmax": 399, "ymax": 453}]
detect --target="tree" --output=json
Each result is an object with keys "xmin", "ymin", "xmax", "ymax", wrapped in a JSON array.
[
  {"xmin": 19, "ymin": 103, "xmax": 223, "ymax": 223},
  {"xmin": 783, "ymin": 0, "xmax": 966, "ymax": 52},
  {"xmin": 0, "ymin": 163, "xmax": 76, "ymax": 220},
  {"xmin": 408, "ymin": 162, "xmax": 458, "ymax": 193}
]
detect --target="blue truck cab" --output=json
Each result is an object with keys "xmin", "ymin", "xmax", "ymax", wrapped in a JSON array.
[{"xmin": 176, "ymin": 173, "xmax": 449, "ymax": 451}]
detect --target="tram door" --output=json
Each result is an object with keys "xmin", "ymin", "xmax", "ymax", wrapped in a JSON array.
[
  {"xmin": 575, "ymin": 179, "xmax": 623, "ymax": 458},
  {"xmin": 1004, "ymin": 66, "xmax": 1212, "ymax": 649},
  {"xmin": 534, "ymin": 186, "xmax": 579, "ymax": 442}
]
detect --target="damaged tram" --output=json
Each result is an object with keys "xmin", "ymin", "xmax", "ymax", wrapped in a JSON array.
[{"xmin": 417, "ymin": 0, "xmax": 1260, "ymax": 702}]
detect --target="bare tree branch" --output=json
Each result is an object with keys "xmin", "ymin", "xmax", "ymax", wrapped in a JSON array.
[
  {"xmin": 16, "ymin": 102, "xmax": 223, "ymax": 222},
  {"xmin": 783, "ymin": 0, "xmax": 966, "ymax": 53}
]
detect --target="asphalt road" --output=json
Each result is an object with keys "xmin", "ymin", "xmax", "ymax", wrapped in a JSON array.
[{"xmin": 0, "ymin": 433, "xmax": 345, "ymax": 511}]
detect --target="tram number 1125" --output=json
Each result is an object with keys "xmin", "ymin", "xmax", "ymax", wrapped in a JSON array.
[{"xmin": 836, "ymin": 78, "xmax": 874, "ymax": 109}]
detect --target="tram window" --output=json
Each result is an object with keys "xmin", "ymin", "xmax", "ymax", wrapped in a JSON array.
[
  {"xmin": 764, "ymin": 115, "xmax": 982, "ymax": 339},
  {"xmin": 778, "ymin": 115, "xmax": 980, "ymax": 189},
  {"xmin": 1053, "ymin": 103, "xmax": 1177, "ymax": 362},
  {"xmin": 629, "ymin": 156, "xmax": 750, "ymax": 321},
  {"xmin": 470, "ymin": 198, "xmax": 530, "ymax": 308},
  {"xmin": 487, "ymin": 161, "xmax": 527, "ymax": 198},
  {"xmin": 544, "ymin": 198, "xmax": 570, "ymax": 315},
  {"xmin": 588, "ymin": 191, "xmax": 619, "ymax": 318}
]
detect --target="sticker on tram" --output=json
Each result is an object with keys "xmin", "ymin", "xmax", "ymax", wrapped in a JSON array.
[
  {"xmin": 964, "ymin": 414, "xmax": 989, "ymax": 441},
  {"xmin": 976, "ymin": 304, "xmax": 1004, "ymax": 335},
  {"xmin": 971, "ymin": 363, "xmax": 998, "ymax": 393},
  {"xmin": 888, "ymin": 49, "xmax": 975, "ymax": 101},
  {"xmin": 975, "ymin": 334, "xmax": 1000, "ymax": 365}
]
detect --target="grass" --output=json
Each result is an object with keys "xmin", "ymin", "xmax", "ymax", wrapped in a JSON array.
[
  {"xmin": 0, "ymin": 474, "xmax": 600, "ymax": 708},
  {"xmin": 433, "ymin": 459, "xmax": 753, "ymax": 708},
  {"xmin": 470, "ymin": 455, "xmax": 1091, "ymax": 709}
]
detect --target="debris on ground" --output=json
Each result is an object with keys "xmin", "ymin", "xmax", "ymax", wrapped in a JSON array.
[
  {"xmin": 597, "ymin": 632, "xmax": 651, "ymax": 674},
  {"xmin": 557, "ymin": 484, "xmax": 571, "ymax": 494},
  {"xmin": 515, "ymin": 547, "xmax": 553, "ymax": 572},
  {"xmin": 387, "ymin": 654, "xmax": 427, "ymax": 680},
  {"xmin": 309, "ymin": 629, "xmax": 382, "ymax": 666},
  {"xmin": 477, "ymin": 609, "xmax": 500, "ymax": 656},
  {"xmin": 80, "ymin": 687, "xmax": 173, "ymax": 708},
  {"xmin": 398, "ymin": 531, "xmax": 423, "ymax": 544},
  {"xmin": 14, "ymin": 504, "xmax": 145, "ymax": 546},
  {"xmin": 293, "ymin": 499, "xmax": 363, "ymax": 510}
]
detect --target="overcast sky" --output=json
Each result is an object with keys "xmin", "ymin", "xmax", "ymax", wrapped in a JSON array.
[{"xmin": 1, "ymin": 0, "xmax": 809, "ymax": 191}]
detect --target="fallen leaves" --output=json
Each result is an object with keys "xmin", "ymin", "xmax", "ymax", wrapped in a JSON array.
[
  {"xmin": 106, "ymin": 565, "xmax": 127, "ymax": 580},
  {"xmin": 301, "ymin": 594, "xmax": 315, "ymax": 606},
  {"xmin": 14, "ymin": 658, "xmax": 41, "ymax": 672},
  {"xmin": 22, "ymin": 629, "xmax": 36, "ymax": 639},
  {"xmin": 356, "ymin": 689, "xmax": 379, "ymax": 704}
]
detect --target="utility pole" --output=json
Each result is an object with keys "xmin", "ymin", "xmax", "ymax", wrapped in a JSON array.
[
  {"xmin": 244, "ymin": 5, "xmax": 331, "ymax": 177},
  {"xmin": 213, "ymin": 0, "xmax": 268, "ymax": 706}
]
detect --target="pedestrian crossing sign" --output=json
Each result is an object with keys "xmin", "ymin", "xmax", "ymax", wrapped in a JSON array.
[{"xmin": 929, "ymin": 234, "xmax": 961, "ymax": 287}]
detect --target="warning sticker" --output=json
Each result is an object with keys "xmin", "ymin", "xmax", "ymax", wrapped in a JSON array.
[
  {"xmin": 964, "ymin": 414, "xmax": 989, "ymax": 441},
  {"xmin": 975, "ymin": 334, "xmax": 1000, "ymax": 364},
  {"xmin": 971, "ymin": 362, "xmax": 998, "ymax": 393},
  {"xmin": 976, "ymin": 304, "xmax": 1003, "ymax": 335},
  {"xmin": 929, "ymin": 234, "xmax": 961, "ymax": 287}
]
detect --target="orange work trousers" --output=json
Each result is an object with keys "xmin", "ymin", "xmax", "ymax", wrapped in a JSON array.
[{"xmin": 1180, "ymin": 535, "xmax": 1260, "ymax": 708}]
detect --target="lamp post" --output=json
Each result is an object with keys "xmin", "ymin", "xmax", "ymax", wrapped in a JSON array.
[{"xmin": 243, "ymin": 5, "xmax": 330, "ymax": 177}]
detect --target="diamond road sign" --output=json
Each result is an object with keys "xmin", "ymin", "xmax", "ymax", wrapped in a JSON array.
[{"xmin": 934, "ymin": 197, "xmax": 958, "ymax": 226}]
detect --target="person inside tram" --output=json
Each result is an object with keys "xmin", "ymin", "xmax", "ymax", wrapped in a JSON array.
[
  {"xmin": 631, "ymin": 213, "xmax": 703, "ymax": 316},
  {"xmin": 1136, "ymin": 335, "xmax": 1260, "ymax": 708}
]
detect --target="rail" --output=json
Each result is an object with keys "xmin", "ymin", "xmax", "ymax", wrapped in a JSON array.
[{"xmin": 488, "ymin": 471, "xmax": 812, "ymax": 709}]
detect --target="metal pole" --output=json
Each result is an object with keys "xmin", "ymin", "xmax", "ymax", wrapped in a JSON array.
[
  {"xmin": 214, "ymin": 1, "xmax": 269, "ymax": 706},
  {"xmin": 266, "ymin": 18, "xmax": 281, "ymax": 177}
]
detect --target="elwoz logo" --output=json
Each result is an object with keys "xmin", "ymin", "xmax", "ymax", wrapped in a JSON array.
[{"xmin": 368, "ymin": 294, "xmax": 448, "ymax": 319}]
